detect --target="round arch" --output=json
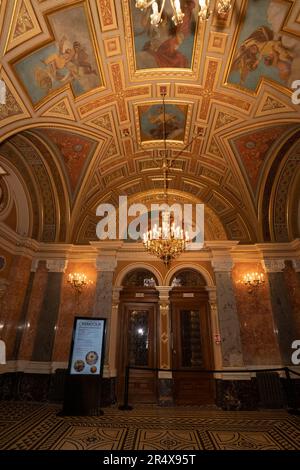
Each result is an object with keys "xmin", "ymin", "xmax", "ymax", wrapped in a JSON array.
[
  {"xmin": 164, "ymin": 263, "xmax": 215, "ymax": 287},
  {"xmin": 115, "ymin": 263, "xmax": 164, "ymax": 287}
]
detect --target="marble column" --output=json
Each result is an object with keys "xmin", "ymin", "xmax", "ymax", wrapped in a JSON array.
[
  {"xmin": 108, "ymin": 287, "xmax": 122, "ymax": 377},
  {"xmin": 157, "ymin": 286, "xmax": 173, "ymax": 406},
  {"xmin": 206, "ymin": 287, "xmax": 223, "ymax": 373},
  {"xmin": 263, "ymin": 259, "xmax": 294, "ymax": 364},
  {"xmin": 94, "ymin": 255, "xmax": 117, "ymax": 371},
  {"xmin": 31, "ymin": 259, "xmax": 68, "ymax": 362},
  {"xmin": 211, "ymin": 260, "xmax": 244, "ymax": 367}
]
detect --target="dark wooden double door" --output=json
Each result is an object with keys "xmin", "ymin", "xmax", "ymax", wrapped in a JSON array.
[{"xmin": 118, "ymin": 289, "xmax": 214, "ymax": 405}]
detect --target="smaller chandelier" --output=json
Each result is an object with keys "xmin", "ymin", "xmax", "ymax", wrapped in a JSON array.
[
  {"xmin": 243, "ymin": 272, "xmax": 265, "ymax": 293},
  {"xmin": 135, "ymin": 0, "xmax": 209, "ymax": 27},
  {"xmin": 143, "ymin": 211, "xmax": 190, "ymax": 266},
  {"xmin": 68, "ymin": 273, "xmax": 93, "ymax": 305}
]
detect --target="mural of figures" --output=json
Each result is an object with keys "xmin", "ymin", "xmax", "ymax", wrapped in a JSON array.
[
  {"xmin": 131, "ymin": 0, "xmax": 199, "ymax": 69},
  {"xmin": 228, "ymin": 0, "xmax": 300, "ymax": 91},
  {"xmin": 139, "ymin": 103, "xmax": 188, "ymax": 142},
  {"xmin": 14, "ymin": 5, "xmax": 102, "ymax": 105}
]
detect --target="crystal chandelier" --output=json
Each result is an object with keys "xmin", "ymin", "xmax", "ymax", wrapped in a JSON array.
[
  {"xmin": 135, "ymin": 0, "xmax": 232, "ymax": 27},
  {"xmin": 142, "ymin": 90, "xmax": 190, "ymax": 266}
]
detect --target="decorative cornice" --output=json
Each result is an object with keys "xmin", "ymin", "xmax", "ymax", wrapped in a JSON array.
[
  {"xmin": 211, "ymin": 259, "xmax": 234, "ymax": 272},
  {"xmin": 262, "ymin": 259, "xmax": 286, "ymax": 273},
  {"xmin": 46, "ymin": 259, "xmax": 68, "ymax": 273}
]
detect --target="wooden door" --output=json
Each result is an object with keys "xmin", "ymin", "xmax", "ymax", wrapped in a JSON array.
[
  {"xmin": 171, "ymin": 298, "xmax": 215, "ymax": 405},
  {"xmin": 118, "ymin": 301, "xmax": 157, "ymax": 403}
]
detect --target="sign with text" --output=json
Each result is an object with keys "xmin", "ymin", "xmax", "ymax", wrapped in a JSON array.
[{"xmin": 69, "ymin": 317, "xmax": 106, "ymax": 376}]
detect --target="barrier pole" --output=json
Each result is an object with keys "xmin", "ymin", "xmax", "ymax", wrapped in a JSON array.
[{"xmin": 118, "ymin": 365, "xmax": 133, "ymax": 410}]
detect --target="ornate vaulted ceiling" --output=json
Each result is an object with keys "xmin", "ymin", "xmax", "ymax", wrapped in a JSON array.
[{"xmin": 0, "ymin": 0, "xmax": 299, "ymax": 245}]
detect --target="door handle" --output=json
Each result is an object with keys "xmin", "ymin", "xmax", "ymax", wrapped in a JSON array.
[{"xmin": 173, "ymin": 350, "xmax": 176, "ymax": 355}]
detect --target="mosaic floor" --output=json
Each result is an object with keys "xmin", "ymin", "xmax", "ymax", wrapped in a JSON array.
[{"xmin": 0, "ymin": 402, "xmax": 299, "ymax": 450}]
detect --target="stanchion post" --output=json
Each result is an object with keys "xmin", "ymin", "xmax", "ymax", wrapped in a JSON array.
[
  {"xmin": 284, "ymin": 367, "xmax": 300, "ymax": 415},
  {"xmin": 118, "ymin": 365, "xmax": 133, "ymax": 411}
]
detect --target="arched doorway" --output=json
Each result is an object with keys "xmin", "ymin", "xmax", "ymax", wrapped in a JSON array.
[
  {"xmin": 117, "ymin": 268, "xmax": 159, "ymax": 403},
  {"xmin": 169, "ymin": 269, "xmax": 215, "ymax": 405}
]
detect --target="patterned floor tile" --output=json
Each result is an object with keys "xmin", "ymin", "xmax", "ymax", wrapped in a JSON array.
[{"xmin": 0, "ymin": 402, "xmax": 299, "ymax": 450}]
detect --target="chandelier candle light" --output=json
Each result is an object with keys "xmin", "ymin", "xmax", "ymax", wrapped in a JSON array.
[
  {"xmin": 135, "ymin": 0, "xmax": 232, "ymax": 27},
  {"xmin": 243, "ymin": 272, "xmax": 265, "ymax": 293},
  {"xmin": 68, "ymin": 273, "xmax": 92, "ymax": 305},
  {"xmin": 142, "ymin": 90, "xmax": 190, "ymax": 266}
]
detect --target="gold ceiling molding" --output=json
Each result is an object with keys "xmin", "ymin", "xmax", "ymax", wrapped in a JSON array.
[
  {"xmin": 86, "ymin": 111, "xmax": 114, "ymax": 134},
  {"xmin": 0, "ymin": 0, "xmax": 7, "ymax": 35},
  {"xmin": 97, "ymin": 0, "xmax": 118, "ymax": 32},
  {"xmin": 6, "ymin": 0, "xmax": 42, "ymax": 52},
  {"xmin": 78, "ymin": 62, "xmax": 151, "ymax": 118},
  {"xmin": 42, "ymin": 96, "xmax": 76, "ymax": 121},
  {"xmin": 255, "ymin": 93, "xmax": 296, "ymax": 118}
]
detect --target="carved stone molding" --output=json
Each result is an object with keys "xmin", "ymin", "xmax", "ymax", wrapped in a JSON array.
[
  {"xmin": 292, "ymin": 260, "xmax": 300, "ymax": 272},
  {"xmin": 46, "ymin": 259, "xmax": 68, "ymax": 273},
  {"xmin": 95, "ymin": 256, "xmax": 117, "ymax": 272},
  {"xmin": 262, "ymin": 259, "xmax": 285, "ymax": 273},
  {"xmin": 112, "ymin": 286, "xmax": 122, "ymax": 304},
  {"xmin": 0, "ymin": 278, "xmax": 9, "ymax": 300},
  {"xmin": 211, "ymin": 259, "xmax": 234, "ymax": 272}
]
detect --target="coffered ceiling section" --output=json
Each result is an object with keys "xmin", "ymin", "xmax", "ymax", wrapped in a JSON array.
[{"xmin": 0, "ymin": 0, "xmax": 299, "ymax": 245}]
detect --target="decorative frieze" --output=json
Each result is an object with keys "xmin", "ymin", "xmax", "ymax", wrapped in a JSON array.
[
  {"xmin": 262, "ymin": 259, "xmax": 285, "ymax": 273},
  {"xmin": 46, "ymin": 259, "xmax": 68, "ymax": 273}
]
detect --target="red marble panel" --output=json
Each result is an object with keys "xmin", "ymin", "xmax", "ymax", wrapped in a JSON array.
[
  {"xmin": 283, "ymin": 262, "xmax": 300, "ymax": 338},
  {"xmin": 232, "ymin": 263, "xmax": 281, "ymax": 365},
  {"xmin": 52, "ymin": 262, "xmax": 97, "ymax": 362},
  {"xmin": 18, "ymin": 262, "xmax": 48, "ymax": 361},
  {"xmin": 1, "ymin": 255, "xmax": 32, "ymax": 359}
]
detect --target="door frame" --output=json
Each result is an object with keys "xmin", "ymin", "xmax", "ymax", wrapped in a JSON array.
[
  {"xmin": 170, "ymin": 288, "xmax": 215, "ymax": 404},
  {"xmin": 117, "ymin": 288, "xmax": 159, "ymax": 403}
]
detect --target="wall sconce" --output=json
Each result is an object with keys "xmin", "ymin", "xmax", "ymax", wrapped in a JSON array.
[
  {"xmin": 242, "ymin": 272, "xmax": 265, "ymax": 294},
  {"xmin": 67, "ymin": 272, "xmax": 93, "ymax": 305}
]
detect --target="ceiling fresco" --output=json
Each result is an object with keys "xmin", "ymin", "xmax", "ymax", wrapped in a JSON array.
[{"xmin": 0, "ymin": 0, "xmax": 299, "ymax": 245}]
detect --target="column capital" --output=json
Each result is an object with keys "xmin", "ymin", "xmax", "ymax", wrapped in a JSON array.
[
  {"xmin": 205, "ymin": 286, "xmax": 217, "ymax": 302},
  {"xmin": 46, "ymin": 259, "xmax": 68, "ymax": 273},
  {"xmin": 292, "ymin": 259, "xmax": 300, "ymax": 272},
  {"xmin": 211, "ymin": 259, "xmax": 234, "ymax": 272},
  {"xmin": 262, "ymin": 259, "xmax": 285, "ymax": 273},
  {"xmin": 156, "ymin": 286, "xmax": 172, "ymax": 299},
  {"xmin": 112, "ymin": 287, "xmax": 122, "ymax": 303},
  {"xmin": 95, "ymin": 255, "xmax": 117, "ymax": 272}
]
